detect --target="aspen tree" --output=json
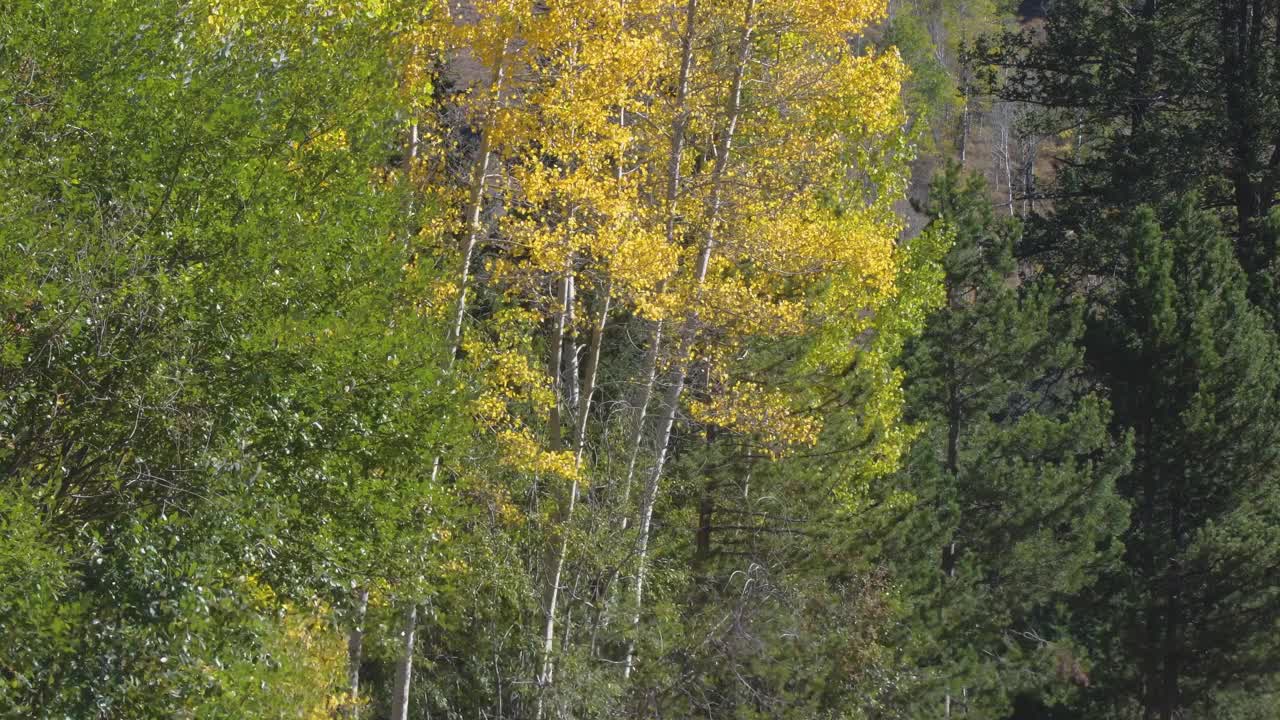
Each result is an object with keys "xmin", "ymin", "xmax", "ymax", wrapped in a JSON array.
[
  {"xmin": 618, "ymin": 0, "xmax": 701, "ymax": 531},
  {"xmin": 618, "ymin": 0, "xmax": 908, "ymax": 678},
  {"xmin": 624, "ymin": 0, "xmax": 760, "ymax": 678},
  {"xmin": 430, "ymin": 3, "xmax": 670, "ymax": 711},
  {"xmin": 391, "ymin": 3, "xmax": 523, "ymax": 716},
  {"xmin": 496, "ymin": 5, "xmax": 669, "ymax": 704}
]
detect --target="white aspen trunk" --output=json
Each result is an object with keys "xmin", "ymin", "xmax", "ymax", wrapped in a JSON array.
[
  {"xmin": 561, "ymin": 568, "xmax": 584, "ymax": 651},
  {"xmin": 566, "ymin": 275, "xmax": 579, "ymax": 412},
  {"xmin": 622, "ymin": 359, "xmax": 686, "ymax": 679},
  {"xmin": 428, "ymin": 33, "xmax": 511, "ymax": 491},
  {"xmin": 344, "ymin": 588, "xmax": 370, "ymax": 718},
  {"xmin": 618, "ymin": 321, "xmax": 663, "ymax": 527},
  {"xmin": 619, "ymin": 0, "xmax": 700, "ymax": 529},
  {"xmin": 537, "ymin": 41, "xmax": 638, "ymax": 707},
  {"xmin": 536, "ymin": 265, "xmax": 574, "ymax": 704},
  {"xmin": 493, "ymin": 646, "xmax": 504, "ymax": 720},
  {"xmin": 411, "ymin": 34, "xmax": 513, "ymax": 715},
  {"xmin": 448, "ymin": 43, "xmax": 510, "ymax": 362},
  {"xmin": 1003, "ymin": 123, "xmax": 1014, "ymax": 217},
  {"xmin": 573, "ymin": 287, "xmax": 611, "ymax": 466},
  {"xmin": 406, "ymin": 121, "xmax": 420, "ymax": 174},
  {"xmin": 403, "ymin": 41, "xmax": 421, "ymax": 178},
  {"xmin": 389, "ymin": 604, "xmax": 418, "ymax": 720},
  {"xmin": 537, "ymin": 279, "xmax": 613, "ymax": 715},
  {"xmin": 623, "ymin": 0, "xmax": 756, "ymax": 680},
  {"xmin": 547, "ymin": 267, "xmax": 573, "ymax": 451}
]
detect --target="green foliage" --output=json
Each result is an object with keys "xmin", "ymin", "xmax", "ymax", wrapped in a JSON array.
[
  {"xmin": 1070, "ymin": 202, "xmax": 1280, "ymax": 718},
  {"xmin": 976, "ymin": 0, "xmax": 1280, "ymax": 714},
  {"xmin": 876, "ymin": 165, "xmax": 1129, "ymax": 717},
  {"xmin": 883, "ymin": 10, "xmax": 957, "ymax": 146},
  {"xmin": 14, "ymin": 0, "xmax": 1278, "ymax": 718},
  {"xmin": 0, "ymin": 488, "xmax": 76, "ymax": 716},
  {"xmin": 882, "ymin": 0, "xmax": 1016, "ymax": 154},
  {"xmin": 983, "ymin": 0, "xmax": 1280, "ymax": 283},
  {"xmin": 0, "ymin": 0, "xmax": 465, "ymax": 714}
]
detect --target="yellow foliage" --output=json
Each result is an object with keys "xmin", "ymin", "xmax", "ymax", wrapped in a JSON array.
[
  {"xmin": 421, "ymin": 0, "xmax": 920, "ymax": 500},
  {"xmin": 690, "ymin": 381, "xmax": 821, "ymax": 458},
  {"xmin": 497, "ymin": 429, "xmax": 580, "ymax": 482},
  {"xmin": 195, "ymin": 576, "xmax": 350, "ymax": 718}
]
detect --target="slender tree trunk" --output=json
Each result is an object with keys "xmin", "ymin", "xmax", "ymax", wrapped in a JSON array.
[
  {"xmin": 619, "ymin": 321, "xmax": 663, "ymax": 528},
  {"xmin": 1002, "ymin": 122, "xmax": 1014, "ymax": 217},
  {"xmin": 945, "ymin": 361, "xmax": 960, "ymax": 478},
  {"xmin": 619, "ymin": 0, "xmax": 701, "ymax": 529},
  {"xmin": 409, "ymin": 36, "xmax": 513, "ymax": 714},
  {"xmin": 536, "ymin": 266, "xmax": 574, "ymax": 701},
  {"xmin": 406, "ymin": 122, "xmax": 420, "ymax": 175},
  {"xmin": 448, "ymin": 44, "xmax": 510, "ymax": 362},
  {"xmin": 538, "ymin": 276, "xmax": 612, "ymax": 713},
  {"xmin": 547, "ymin": 268, "xmax": 573, "ymax": 451},
  {"xmin": 389, "ymin": 604, "xmax": 418, "ymax": 720},
  {"xmin": 562, "ymin": 568, "xmax": 584, "ymax": 652},
  {"xmin": 623, "ymin": 0, "xmax": 756, "ymax": 679},
  {"xmin": 538, "ymin": 55, "xmax": 636, "ymax": 700},
  {"xmin": 344, "ymin": 588, "xmax": 370, "ymax": 718},
  {"xmin": 574, "ymin": 288, "xmax": 611, "ymax": 467},
  {"xmin": 566, "ymin": 275, "xmax": 580, "ymax": 412},
  {"xmin": 403, "ymin": 41, "xmax": 421, "ymax": 178},
  {"xmin": 623, "ymin": 353, "xmax": 688, "ymax": 679}
]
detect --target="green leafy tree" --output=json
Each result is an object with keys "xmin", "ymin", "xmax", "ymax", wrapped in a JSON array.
[{"xmin": 0, "ymin": 0, "xmax": 467, "ymax": 715}]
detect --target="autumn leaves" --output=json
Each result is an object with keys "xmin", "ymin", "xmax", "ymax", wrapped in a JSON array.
[{"xmin": 398, "ymin": 0, "xmax": 918, "ymax": 695}]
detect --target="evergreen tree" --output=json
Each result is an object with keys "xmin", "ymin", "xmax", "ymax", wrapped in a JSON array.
[
  {"xmin": 973, "ymin": 2, "xmax": 1280, "ymax": 714},
  {"xmin": 881, "ymin": 165, "xmax": 1130, "ymax": 717},
  {"xmin": 980, "ymin": 0, "xmax": 1280, "ymax": 283},
  {"xmin": 1070, "ymin": 202, "xmax": 1280, "ymax": 719}
]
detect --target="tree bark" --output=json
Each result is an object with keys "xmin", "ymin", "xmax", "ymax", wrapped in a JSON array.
[
  {"xmin": 536, "ymin": 265, "xmax": 575, "ymax": 708},
  {"xmin": 414, "ymin": 30, "xmax": 513, "ymax": 714},
  {"xmin": 624, "ymin": 0, "xmax": 756, "ymax": 679},
  {"xmin": 619, "ymin": 0, "xmax": 701, "ymax": 529},
  {"xmin": 447, "ymin": 41, "xmax": 510, "ymax": 363},
  {"xmin": 389, "ymin": 604, "xmax": 418, "ymax": 720},
  {"xmin": 344, "ymin": 588, "xmax": 370, "ymax": 718},
  {"xmin": 619, "ymin": 321, "xmax": 663, "ymax": 528}
]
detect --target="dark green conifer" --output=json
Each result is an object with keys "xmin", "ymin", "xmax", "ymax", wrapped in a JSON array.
[
  {"xmin": 1071, "ymin": 202, "xmax": 1280, "ymax": 719},
  {"xmin": 883, "ymin": 164, "xmax": 1130, "ymax": 717}
]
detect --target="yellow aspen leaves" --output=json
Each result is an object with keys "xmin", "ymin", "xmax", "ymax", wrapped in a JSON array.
[
  {"xmin": 690, "ymin": 382, "xmax": 822, "ymax": 457},
  {"xmin": 496, "ymin": 429, "xmax": 580, "ymax": 482},
  {"xmin": 412, "ymin": 0, "xmax": 925, "ymax": 499}
]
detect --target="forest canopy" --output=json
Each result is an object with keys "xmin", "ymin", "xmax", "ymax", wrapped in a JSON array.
[{"xmin": 1, "ymin": 0, "xmax": 1277, "ymax": 718}]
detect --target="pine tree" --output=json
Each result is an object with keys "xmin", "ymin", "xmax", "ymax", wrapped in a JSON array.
[
  {"xmin": 981, "ymin": 0, "xmax": 1280, "ymax": 283},
  {"xmin": 882, "ymin": 165, "xmax": 1130, "ymax": 717},
  {"xmin": 1070, "ymin": 201, "xmax": 1280, "ymax": 719}
]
